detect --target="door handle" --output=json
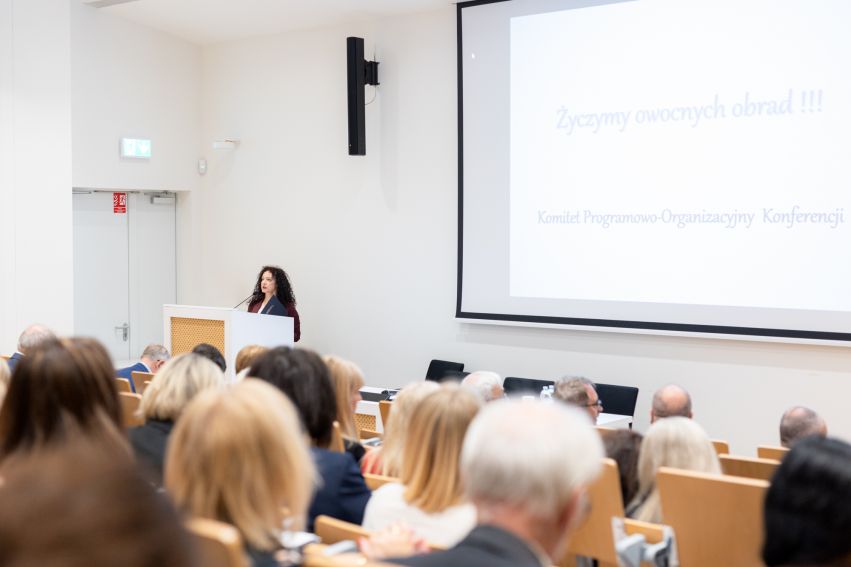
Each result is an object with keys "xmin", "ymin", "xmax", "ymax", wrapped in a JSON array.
[{"xmin": 115, "ymin": 323, "xmax": 129, "ymax": 342}]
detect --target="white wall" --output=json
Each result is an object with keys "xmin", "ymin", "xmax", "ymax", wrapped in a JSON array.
[
  {"xmin": 185, "ymin": 6, "xmax": 851, "ymax": 454},
  {"xmin": 0, "ymin": 0, "xmax": 74, "ymax": 352},
  {"xmin": 70, "ymin": 2, "xmax": 201, "ymax": 192}
]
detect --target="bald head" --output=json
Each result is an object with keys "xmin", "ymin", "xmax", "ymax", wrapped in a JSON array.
[
  {"xmin": 16, "ymin": 324, "xmax": 56, "ymax": 355},
  {"xmin": 650, "ymin": 384, "xmax": 693, "ymax": 423},
  {"xmin": 780, "ymin": 406, "xmax": 827, "ymax": 448},
  {"xmin": 461, "ymin": 371, "xmax": 504, "ymax": 403}
]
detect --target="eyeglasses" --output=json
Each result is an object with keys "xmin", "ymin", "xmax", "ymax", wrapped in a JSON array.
[{"xmin": 585, "ymin": 399, "xmax": 603, "ymax": 408}]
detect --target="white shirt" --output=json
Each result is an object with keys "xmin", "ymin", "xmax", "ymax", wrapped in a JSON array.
[{"xmin": 362, "ymin": 482, "xmax": 476, "ymax": 548}]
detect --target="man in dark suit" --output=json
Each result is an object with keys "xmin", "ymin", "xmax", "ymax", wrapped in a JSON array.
[
  {"xmin": 392, "ymin": 400, "xmax": 604, "ymax": 567},
  {"xmin": 7, "ymin": 324, "xmax": 56, "ymax": 373},
  {"xmin": 116, "ymin": 344, "xmax": 170, "ymax": 393}
]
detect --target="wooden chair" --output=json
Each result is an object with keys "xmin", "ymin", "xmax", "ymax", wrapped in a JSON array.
[
  {"xmin": 657, "ymin": 467, "xmax": 768, "ymax": 567},
  {"xmin": 186, "ymin": 518, "xmax": 247, "ymax": 567},
  {"xmin": 359, "ymin": 428, "xmax": 381, "ymax": 441},
  {"xmin": 563, "ymin": 459, "xmax": 624, "ymax": 565},
  {"xmin": 130, "ymin": 370, "xmax": 154, "ymax": 395},
  {"xmin": 0, "ymin": 354, "xmax": 9, "ymax": 361},
  {"xmin": 119, "ymin": 392, "xmax": 144, "ymax": 428},
  {"xmin": 757, "ymin": 445, "xmax": 790, "ymax": 461},
  {"xmin": 720, "ymin": 454, "xmax": 780, "ymax": 482},
  {"xmin": 115, "ymin": 377, "xmax": 132, "ymax": 393},
  {"xmin": 378, "ymin": 400, "xmax": 392, "ymax": 431},
  {"xmin": 313, "ymin": 515, "xmax": 445, "ymax": 553},
  {"xmin": 595, "ymin": 425, "xmax": 617, "ymax": 439},
  {"xmin": 330, "ymin": 422, "xmax": 345, "ymax": 453},
  {"xmin": 711, "ymin": 439, "xmax": 730, "ymax": 455},
  {"xmin": 363, "ymin": 472, "xmax": 398, "ymax": 491}
]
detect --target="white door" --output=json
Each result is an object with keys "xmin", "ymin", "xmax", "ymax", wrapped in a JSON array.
[{"xmin": 73, "ymin": 190, "xmax": 176, "ymax": 364}]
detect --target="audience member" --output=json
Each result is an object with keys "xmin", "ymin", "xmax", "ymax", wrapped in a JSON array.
[
  {"xmin": 603, "ymin": 429, "xmax": 644, "ymax": 508},
  {"xmin": 361, "ymin": 381, "xmax": 440, "ymax": 476},
  {"xmin": 324, "ymin": 354, "xmax": 367, "ymax": 462},
  {"xmin": 779, "ymin": 406, "xmax": 827, "ymax": 448},
  {"xmin": 392, "ymin": 399, "xmax": 604, "ymax": 567},
  {"xmin": 191, "ymin": 343, "xmax": 227, "ymax": 372},
  {"xmin": 166, "ymin": 380, "xmax": 316, "ymax": 567},
  {"xmin": 0, "ymin": 440, "xmax": 197, "ymax": 567},
  {"xmin": 250, "ymin": 346, "xmax": 371, "ymax": 531},
  {"xmin": 6, "ymin": 324, "xmax": 56, "ymax": 372},
  {"xmin": 627, "ymin": 417, "xmax": 720, "ymax": 523},
  {"xmin": 762, "ymin": 436, "xmax": 851, "ymax": 567},
  {"xmin": 0, "ymin": 337, "xmax": 126, "ymax": 466},
  {"xmin": 363, "ymin": 385, "xmax": 482, "ymax": 547},
  {"xmin": 235, "ymin": 344, "xmax": 267, "ymax": 379},
  {"xmin": 0, "ymin": 358, "xmax": 10, "ymax": 407},
  {"xmin": 116, "ymin": 344, "xmax": 170, "ymax": 392},
  {"xmin": 461, "ymin": 371, "xmax": 504, "ymax": 402},
  {"xmin": 554, "ymin": 376, "xmax": 602, "ymax": 422},
  {"xmin": 128, "ymin": 353, "xmax": 226, "ymax": 486},
  {"xmin": 650, "ymin": 384, "xmax": 693, "ymax": 423}
]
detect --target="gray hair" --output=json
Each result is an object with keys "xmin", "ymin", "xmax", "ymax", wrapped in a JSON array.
[
  {"xmin": 554, "ymin": 376, "xmax": 595, "ymax": 406},
  {"xmin": 461, "ymin": 371, "xmax": 504, "ymax": 402},
  {"xmin": 16, "ymin": 324, "xmax": 56, "ymax": 354},
  {"xmin": 141, "ymin": 344, "xmax": 170, "ymax": 361},
  {"xmin": 651, "ymin": 384, "xmax": 692, "ymax": 419},
  {"xmin": 461, "ymin": 399, "xmax": 603, "ymax": 520},
  {"xmin": 780, "ymin": 406, "xmax": 827, "ymax": 448}
]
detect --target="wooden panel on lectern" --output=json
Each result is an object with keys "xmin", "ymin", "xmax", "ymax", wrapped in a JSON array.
[
  {"xmin": 354, "ymin": 413, "xmax": 377, "ymax": 433},
  {"xmin": 170, "ymin": 317, "xmax": 225, "ymax": 355}
]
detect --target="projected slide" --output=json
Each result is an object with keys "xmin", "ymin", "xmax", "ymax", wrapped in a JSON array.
[{"xmin": 508, "ymin": 0, "xmax": 851, "ymax": 311}]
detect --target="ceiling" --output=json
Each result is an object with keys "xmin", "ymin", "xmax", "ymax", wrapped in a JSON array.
[{"xmin": 95, "ymin": 0, "xmax": 454, "ymax": 45}]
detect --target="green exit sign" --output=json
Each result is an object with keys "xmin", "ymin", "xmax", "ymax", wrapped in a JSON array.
[{"xmin": 120, "ymin": 137, "xmax": 152, "ymax": 159}]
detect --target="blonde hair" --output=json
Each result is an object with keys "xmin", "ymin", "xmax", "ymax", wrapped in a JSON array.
[
  {"xmin": 401, "ymin": 384, "xmax": 482, "ymax": 513},
  {"xmin": 165, "ymin": 379, "xmax": 316, "ymax": 550},
  {"xmin": 380, "ymin": 381, "xmax": 440, "ymax": 477},
  {"xmin": 140, "ymin": 353, "xmax": 225, "ymax": 421},
  {"xmin": 630, "ymin": 417, "xmax": 720, "ymax": 523},
  {"xmin": 235, "ymin": 345, "xmax": 267, "ymax": 375},
  {"xmin": 323, "ymin": 355, "xmax": 365, "ymax": 439}
]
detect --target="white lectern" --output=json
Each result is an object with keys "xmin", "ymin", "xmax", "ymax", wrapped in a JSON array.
[{"xmin": 162, "ymin": 305, "xmax": 294, "ymax": 381}]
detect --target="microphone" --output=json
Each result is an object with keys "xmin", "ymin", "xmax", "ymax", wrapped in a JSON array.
[{"xmin": 233, "ymin": 294, "xmax": 254, "ymax": 309}]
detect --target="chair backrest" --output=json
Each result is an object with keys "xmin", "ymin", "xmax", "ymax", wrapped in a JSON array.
[
  {"xmin": 566, "ymin": 459, "xmax": 624, "ymax": 564},
  {"xmin": 186, "ymin": 518, "xmax": 248, "ymax": 567},
  {"xmin": 359, "ymin": 428, "xmax": 381, "ymax": 441},
  {"xmin": 720, "ymin": 454, "xmax": 780, "ymax": 482},
  {"xmin": 711, "ymin": 439, "xmax": 730, "ymax": 455},
  {"xmin": 143, "ymin": 380, "xmax": 152, "ymax": 393},
  {"xmin": 503, "ymin": 376, "xmax": 554, "ymax": 397},
  {"xmin": 378, "ymin": 400, "xmax": 392, "ymax": 430},
  {"xmin": 757, "ymin": 445, "xmax": 789, "ymax": 461},
  {"xmin": 594, "ymin": 383, "xmax": 639, "ymax": 418},
  {"xmin": 130, "ymin": 370, "xmax": 154, "ymax": 396},
  {"xmin": 425, "ymin": 359, "xmax": 464, "ymax": 382},
  {"xmin": 114, "ymin": 377, "xmax": 132, "ymax": 394},
  {"xmin": 330, "ymin": 422, "xmax": 345, "ymax": 453},
  {"xmin": 119, "ymin": 392, "xmax": 144, "ymax": 428},
  {"xmin": 314, "ymin": 515, "xmax": 445, "ymax": 553},
  {"xmin": 657, "ymin": 467, "xmax": 768, "ymax": 567},
  {"xmin": 363, "ymin": 473, "xmax": 398, "ymax": 491}
]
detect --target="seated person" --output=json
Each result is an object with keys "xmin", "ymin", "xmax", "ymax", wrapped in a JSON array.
[
  {"xmin": 361, "ymin": 381, "xmax": 440, "ymax": 476},
  {"xmin": 166, "ymin": 380, "xmax": 316, "ymax": 567},
  {"xmin": 250, "ymin": 347, "xmax": 371, "ymax": 531},
  {"xmin": 324, "ymin": 354, "xmax": 367, "ymax": 463},
  {"xmin": 191, "ymin": 343, "xmax": 226, "ymax": 372},
  {"xmin": 128, "ymin": 353, "xmax": 226, "ymax": 486},
  {"xmin": 554, "ymin": 376, "xmax": 603, "ymax": 422},
  {"xmin": 461, "ymin": 371, "xmax": 504, "ymax": 403},
  {"xmin": 235, "ymin": 344, "xmax": 267, "ymax": 380},
  {"xmin": 117, "ymin": 344, "xmax": 170, "ymax": 392},
  {"xmin": 779, "ymin": 406, "xmax": 827, "ymax": 448},
  {"xmin": 6, "ymin": 324, "xmax": 56, "ymax": 373},
  {"xmin": 363, "ymin": 384, "xmax": 481, "ymax": 547},
  {"xmin": 626, "ymin": 417, "xmax": 720, "ymax": 523},
  {"xmin": 762, "ymin": 436, "xmax": 851, "ymax": 567},
  {"xmin": 650, "ymin": 384, "xmax": 693, "ymax": 423},
  {"xmin": 603, "ymin": 429, "xmax": 644, "ymax": 508}
]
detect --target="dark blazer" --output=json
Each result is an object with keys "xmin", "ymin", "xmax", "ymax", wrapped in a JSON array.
[
  {"xmin": 6, "ymin": 352, "xmax": 23, "ymax": 373},
  {"xmin": 392, "ymin": 525, "xmax": 546, "ymax": 567},
  {"xmin": 128, "ymin": 419, "xmax": 175, "ymax": 487},
  {"xmin": 307, "ymin": 447, "xmax": 371, "ymax": 532},
  {"xmin": 116, "ymin": 361, "xmax": 149, "ymax": 393}
]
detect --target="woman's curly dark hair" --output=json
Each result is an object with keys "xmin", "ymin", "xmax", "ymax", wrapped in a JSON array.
[{"xmin": 250, "ymin": 266, "xmax": 296, "ymax": 307}]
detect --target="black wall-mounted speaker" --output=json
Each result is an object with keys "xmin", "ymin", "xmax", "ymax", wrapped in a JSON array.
[{"xmin": 347, "ymin": 37, "xmax": 379, "ymax": 156}]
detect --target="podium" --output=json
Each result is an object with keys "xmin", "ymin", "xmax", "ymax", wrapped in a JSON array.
[{"xmin": 162, "ymin": 305, "xmax": 294, "ymax": 380}]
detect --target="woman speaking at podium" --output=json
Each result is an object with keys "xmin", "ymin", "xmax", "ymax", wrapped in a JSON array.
[{"xmin": 247, "ymin": 266, "xmax": 300, "ymax": 342}]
